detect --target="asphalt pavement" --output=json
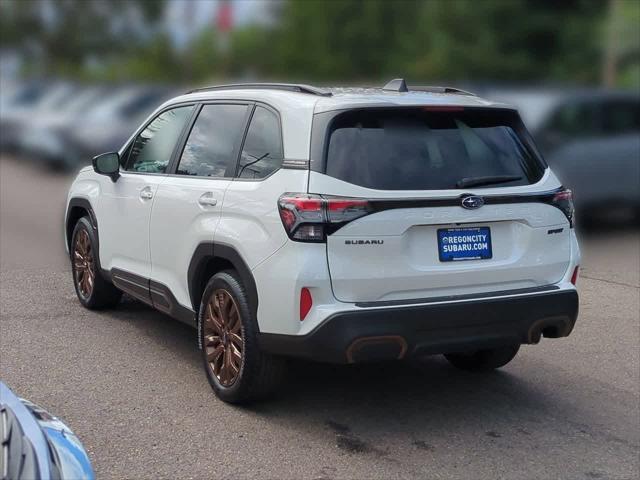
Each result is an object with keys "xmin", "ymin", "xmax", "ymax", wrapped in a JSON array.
[{"xmin": 1, "ymin": 157, "xmax": 638, "ymax": 479}]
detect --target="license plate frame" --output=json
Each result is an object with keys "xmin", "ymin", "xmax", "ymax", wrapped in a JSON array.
[{"xmin": 437, "ymin": 226, "xmax": 493, "ymax": 262}]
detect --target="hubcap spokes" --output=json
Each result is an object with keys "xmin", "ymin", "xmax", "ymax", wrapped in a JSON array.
[
  {"xmin": 203, "ymin": 289, "xmax": 243, "ymax": 387},
  {"xmin": 74, "ymin": 230, "xmax": 94, "ymax": 298}
]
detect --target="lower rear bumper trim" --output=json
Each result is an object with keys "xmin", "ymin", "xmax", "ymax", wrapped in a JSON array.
[
  {"xmin": 354, "ymin": 284, "xmax": 560, "ymax": 308},
  {"xmin": 259, "ymin": 289, "xmax": 579, "ymax": 364}
]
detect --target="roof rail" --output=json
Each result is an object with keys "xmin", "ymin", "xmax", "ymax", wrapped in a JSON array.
[
  {"xmin": 381, "ymin": 78, "xmax": 475, "ymax": 96},
  {"xmin": 186, "ymin": 83, "xmax": 332, "ymax": 97}
]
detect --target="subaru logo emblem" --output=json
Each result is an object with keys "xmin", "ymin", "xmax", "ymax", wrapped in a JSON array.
[{"xmin": 461, "ymin": 196, "xmax": 484, "ymax": 209}]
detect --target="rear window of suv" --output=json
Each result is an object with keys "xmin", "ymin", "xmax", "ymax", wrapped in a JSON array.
[{"xmin": 324, "ymin": 108, "xmax": 544, "ymax": 190}]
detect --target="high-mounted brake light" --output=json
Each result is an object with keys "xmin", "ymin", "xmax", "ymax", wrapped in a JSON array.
[
  {"xmin": 422, "ymin": 106, "xmax": 465, "ymax": 112},
  {"xmin": 278, "ymin": 193, "xmax": 372, "ymax": 242},
  {"xmin": 551, "ymin": 188, "xmax": 575, "ymax": 227}
]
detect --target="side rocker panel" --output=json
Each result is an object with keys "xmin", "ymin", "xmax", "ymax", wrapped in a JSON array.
[{"xmin": 110, "ymin": 268, "xmax": 196, "ymax": 327}]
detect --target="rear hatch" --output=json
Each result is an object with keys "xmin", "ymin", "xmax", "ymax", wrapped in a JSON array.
[{"xmin": 310, "ymin": 106, "xmax": 573, "ymax": 303}]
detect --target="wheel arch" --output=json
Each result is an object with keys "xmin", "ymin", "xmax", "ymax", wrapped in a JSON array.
[
  {"xmin": 65, "ymin": 198, "xmax": 98, "ymax": 251},
  {"xmin": 188, "ymin": 243, "xmax": 259, "ymax": 320}
]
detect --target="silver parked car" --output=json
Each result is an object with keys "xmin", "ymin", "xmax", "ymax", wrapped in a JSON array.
[{"xmin": 486, "ymin": 89, "xmax": 640, "ymax": 222}]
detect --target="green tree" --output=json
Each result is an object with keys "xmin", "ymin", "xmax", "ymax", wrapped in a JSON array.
[
  {"xmin": 603, "ymin": 0, "xmax": 640, "ymax": 88},
  {"xmin": 269, "ymin": 0, "xmax": 423, "ymax": 81},
  {"xmin": 0, "ymin": 0, "xmax": 166, "ymax": 78},
  {"xmin": 267, "ymin": 0, "xmax": 608, "ymax": 85}
]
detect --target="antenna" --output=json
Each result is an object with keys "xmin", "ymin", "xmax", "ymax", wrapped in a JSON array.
[{"xmin": 382, "ymin": 78, "xmax": 409, "ymax": 92}]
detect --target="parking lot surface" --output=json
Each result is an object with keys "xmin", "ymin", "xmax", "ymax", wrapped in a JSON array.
[{"xmin": 1, "ymin": 157, "xmax": 638, "ymax": 479}]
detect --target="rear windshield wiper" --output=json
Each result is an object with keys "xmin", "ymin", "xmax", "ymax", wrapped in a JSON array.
[{"xmin": 456, "ymin": 175, "xmax": 522, "ymax": 189}]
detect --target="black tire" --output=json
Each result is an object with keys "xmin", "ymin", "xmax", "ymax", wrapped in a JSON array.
[
  {"xmin": 444, "ymin": 344, "xmax": 520, "ymax": 372},
  {"xmin": 70, "ymin": 216, "xmax": 122, "ymax": 309},
  {"xmin": 198, "ymin": 270, "xmax": 285, "ymax": 404}
]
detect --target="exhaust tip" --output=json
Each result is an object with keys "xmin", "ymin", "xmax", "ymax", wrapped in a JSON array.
[
  {"xmin": 346, "ymin": 336, "xmax": 408, "ymax": 363},
  {"xmin": 527, "ymin": 317, "xmax": 572, "ymax": 343}
]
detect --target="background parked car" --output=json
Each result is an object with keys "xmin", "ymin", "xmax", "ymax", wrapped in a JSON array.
[
  {"xmin": 0, "ymin": 382, "xmax": 94, "ymax": 480},
  {"xmin": 16, "ymin": 85, "xmax": 110, "ymax": 170},
  {"xmin": 67, "ymin": 85, "xmax": 176, "ymax": 169},
  {"xmin": 0, "ymin": 80, "xmax": 50, "ymax": 153},
  {"xmin": 486, "ymin": 89, "xmax": 640, "ymax": 223},
  {"xmin": 1, "ymin": 82, "xmax": 176, "ymax": 172}
]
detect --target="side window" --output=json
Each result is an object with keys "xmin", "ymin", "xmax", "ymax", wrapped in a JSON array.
[
  {"xmin": 126, "ymin": 106, "xmax": 193, "ymax": 173},
  {"xmin": 176, "ymin": 104, "xmax": 248, "ymax": 177},
  {"xmin": 238, "ymin": 106, "xmax": 284, "ymax": 179},
  {"xmin": 601, "ymin": 100, "xmax": 640, "ymax": 135},
  {"xmin": 547, "ymin": 101, "xmax": 598, "ymax": 138}
]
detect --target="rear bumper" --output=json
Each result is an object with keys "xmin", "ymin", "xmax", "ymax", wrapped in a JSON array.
[{"xmin": 259, "ymin": 288, "xmax": 579, "ymax": 364}]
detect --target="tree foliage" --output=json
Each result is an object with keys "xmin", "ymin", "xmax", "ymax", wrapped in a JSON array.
[
  {"xmin": 262, "ymin": 0, "xmax": 608, "ymax": 84},
  {"xmin": 0, "ymin": 0, "xmax": 166, "ymax": 77},
  {"xmin": 2, "ymin": 0, "xmax": 632, "ymax": 87}
]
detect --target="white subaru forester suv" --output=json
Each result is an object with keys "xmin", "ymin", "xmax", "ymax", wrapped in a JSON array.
[{"xmin": 65, "ymin": 80, "xmax": 580, "ymax": 403}]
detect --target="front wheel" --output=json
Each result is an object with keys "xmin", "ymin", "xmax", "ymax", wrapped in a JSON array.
[
  {"xmin": 199, "ymin": 270, "xmax": 285, "ymax": 404},
  {"xmin": 70, "ymin": 217, "xmax": 122, "ymax": 309},
  {"xmin": 444, "ymin": 344, "xmax": 520, "ymax": 372}
]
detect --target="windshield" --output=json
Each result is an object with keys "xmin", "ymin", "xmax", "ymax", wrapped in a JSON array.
[{"xmin": 324, "ymin": 107, "xmax": 544, "ymax": 190}]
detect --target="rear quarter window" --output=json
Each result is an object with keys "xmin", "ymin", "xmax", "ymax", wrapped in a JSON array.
[
  {"xmin": 323, "ymin": 108, "xmax": 544, "ymax": 190},
  {"xmin": 237, "ymin": 106, "xmax": 284, "ymax": 179}
]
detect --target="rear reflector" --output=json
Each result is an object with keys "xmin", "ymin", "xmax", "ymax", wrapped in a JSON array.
[
  {"xmin": 300, "ymin": 288, "xmax": 313, "ymax": 321},
  {"xmin": 570, "ymin": 266, "xmax": 579, "ymax": 285}
]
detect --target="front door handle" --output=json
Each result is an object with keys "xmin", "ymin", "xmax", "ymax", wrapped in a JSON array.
[
  {"xmin": 198, "ymin": 192, "xmax": 218, "ymax": 207},
  {"xmin": 140, "ymin": 187, "xmax": 153, "ymax": 200}
]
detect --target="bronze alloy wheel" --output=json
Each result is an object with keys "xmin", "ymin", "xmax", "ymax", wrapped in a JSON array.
[
  {"xmin": 203, "ymin": 289, "xmax": 244, "ymax": 387},
  {"xmin": 73, "ymin": 229, "xmax": 95, "ymax": 299}
]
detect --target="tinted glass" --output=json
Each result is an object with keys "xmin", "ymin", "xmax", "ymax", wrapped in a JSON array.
[
  {"xmin": 325, "ymin": 108, "xmax": 542, "ymax": 190},
  {"xmin": 548, "ymin": 101, "xmax": 599, "ymax": 137},
  {"xmin": 177, "ymin": 104, "xmax": 248, "ymax": 177},
  {"xmin": 601, "ymin": 100, "xmax": 640, "ymax": 134},
  {"xmin": 126, "ymin": 106, "xmax": 193, "ymax": 173},
  {"xmin": 238, "ymin": 106, "xmax": 284, "ymax": 179}
]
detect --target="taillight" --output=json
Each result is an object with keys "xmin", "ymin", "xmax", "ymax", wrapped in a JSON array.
[
  {"xmin": 551, "ymin": 188, "xmax": 575, "ymax": 227},
  {"xmin": 278, "ymin": 193, "xmax": 372, "ymax": 242}
]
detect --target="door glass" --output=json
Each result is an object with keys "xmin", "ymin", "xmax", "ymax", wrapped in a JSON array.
[
  {"xmin": 126, "ymin": 106, "xmax": 193, "ymax": 173},
  {"xmin": 176, "ymin": 104, "xmax": 248, "ymax": 177},
  {"xmin": 238, "ymin": 106, "xmax": 284, "ymax": 179}
]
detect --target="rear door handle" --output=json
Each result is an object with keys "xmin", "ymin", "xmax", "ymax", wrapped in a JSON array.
[
  {"xmin": 198, "ymin": 192, "xmax": 218, "ymax": 207},
  {"xmin": 140, "ymin": 187, "xmax": 153, "ymax": 200}
]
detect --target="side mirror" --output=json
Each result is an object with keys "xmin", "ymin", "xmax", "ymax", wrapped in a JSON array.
[{"xmin": 92, "ymin": 152, "xmax": 120, "ymax": 182}]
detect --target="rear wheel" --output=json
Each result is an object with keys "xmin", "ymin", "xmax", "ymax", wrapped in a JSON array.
[
  {"xmin": 199, "ymin": 270, "xmax": 285, "ymax": 404},
  {"xmin": 444, "ymin": 344, "xmax": 520, "ymax": 372},
  {"xmin": 71, "ymin": 217, "xmax": 122, "ymax": 309}
]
